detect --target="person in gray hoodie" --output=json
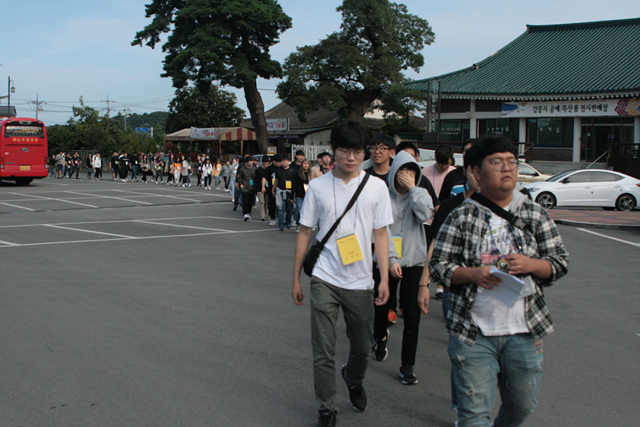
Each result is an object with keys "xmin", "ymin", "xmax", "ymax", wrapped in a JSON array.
[{"xmin": 372, "ymin": 150, "xmax": 435, "ymax": 385}]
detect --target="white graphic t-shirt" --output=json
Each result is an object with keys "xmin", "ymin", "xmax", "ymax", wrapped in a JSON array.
[{"xmin": 471, "ymin": 208, "xmax": 530, "ymax": 336}]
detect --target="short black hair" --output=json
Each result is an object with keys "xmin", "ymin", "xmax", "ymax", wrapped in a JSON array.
[
  {"xmin": 468, "ymin": 136, "xmax": 518, "ymax": 169},
  {"xmin": 435, "ymin": 144, "xmax": 454, "ymax": 164},
  {"xmin": 370, "ymin": 133, "xmax": 396, "ymax": 150},
  {"xmin": 295, "ymin": 149, "xmax": 304, "ymax": 156},
  {"xmin": 272, "ymin": 154, "xmax": 283, "ymax": 162},
  {"xmin": 396, "ymin": 141, "xmax": 419, "ymax": 155},
  {"xmin": 330, "ymin": 120, "xmax": 370, "ymax": 151},
  {"xmin": 463, "ymin": 144, "xmax": 480, "ymax": 169}
]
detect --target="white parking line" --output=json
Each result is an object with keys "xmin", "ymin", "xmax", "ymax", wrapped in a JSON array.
[
  {"xmin": 0, "ymin": 239, "xmax": 17, "ymax": 246},
  {"xmin": 45, "ymin": 224, "xmax": 135, "ymax": 239},
  {"xmin": 11, "ymin": 192, "xmax": 98, "ymax": 208},
  {"xmin": 66, "ymin": 190, "xmax": 153, "ymax": 206},
  {"xmin": 0, "ymin": 202, "xmax": 36, "ymax": 211},
  {"xmin": 577, "ymin": 228, "xmax": 640, "ymax": 248},
  {"xmin": 112, "ymin": 189, "xmax": 204, "ymax": 203},
  {"xmin": 0, "ymin": 228, "xmax": 276, "ymax": 249},
  {"xmin": 134, "ymin": 220, "xmax": 228, "ymax": 232},
  {"xmin": 0, "ymin": 215, "xmax": 244, "ymax": 229}
]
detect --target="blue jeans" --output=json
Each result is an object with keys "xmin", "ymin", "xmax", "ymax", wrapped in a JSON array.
[
  {"xmin": 449, "ymin": 333, "xmax": 543, "ymax": 427},
  {"xmin": 441, "ymin": 287, "xmax": 458, "ymax": 410},
  {"xmin": 294, "ymin": 198, "xmax": 304, "ymax": 225},
  {"xmin": 277, "ymin": 192, "xmax": 293, "ymax": 228}
]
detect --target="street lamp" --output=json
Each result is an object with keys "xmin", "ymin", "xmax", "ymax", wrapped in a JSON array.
[{"xmin": 7, "ymin": 76, "xmax": 15, "ymax": 117}]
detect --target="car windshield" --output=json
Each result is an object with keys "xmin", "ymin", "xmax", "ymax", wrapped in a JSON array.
[
  {"xmin": 518, "ymin": 163, "xmax": 537, "ymax": 175},
  {"xmin": 547, "ymin": 170, "xmax": 576, "ymax": 182}
]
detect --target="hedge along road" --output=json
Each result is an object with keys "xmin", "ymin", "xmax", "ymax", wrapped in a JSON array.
[{"xmin": 1, "ymin": 178, "xmax": 639, "ymax": 426}]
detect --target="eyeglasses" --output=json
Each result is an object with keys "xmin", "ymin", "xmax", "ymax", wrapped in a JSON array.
[
  {"xmin": 485, "ymin": 158, "xmax": 520, "ymax": 171},
  {"xmin": 370, "ymin": 145, "xmax": 391, "ymax": 153},
  {"xmin": 335, "ymin": 148, "xmax": 365, "ymax": 158}
]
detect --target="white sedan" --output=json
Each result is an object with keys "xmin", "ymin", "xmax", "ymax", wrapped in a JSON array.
[{"xmin": 523, "ymin": 169, "xmax": 640, "ymax": 211}]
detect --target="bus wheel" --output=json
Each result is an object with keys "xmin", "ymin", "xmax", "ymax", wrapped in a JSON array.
[{"xmin": 15, "ymin": 179, "xmax": 33, "ymax": 186}]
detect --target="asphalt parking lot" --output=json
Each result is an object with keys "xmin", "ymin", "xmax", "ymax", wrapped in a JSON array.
[{"xmin": 1, "ymin": 177, "xmax": 639, "ymax": 426}]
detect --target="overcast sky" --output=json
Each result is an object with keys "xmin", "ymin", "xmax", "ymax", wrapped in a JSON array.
[{"xmin": 3, "ymin": 0, "xmax": 636, "ymax": 127}]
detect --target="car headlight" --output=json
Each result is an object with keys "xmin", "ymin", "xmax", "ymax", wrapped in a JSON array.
[{"xmin": 526, "ymin": 187, "xmax": 541, "ymax": 193}]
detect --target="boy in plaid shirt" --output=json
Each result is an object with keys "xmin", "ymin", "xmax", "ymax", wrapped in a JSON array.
[{"xmin": 429, "ymin": 136, "xmax": 568, "ymax": 427}]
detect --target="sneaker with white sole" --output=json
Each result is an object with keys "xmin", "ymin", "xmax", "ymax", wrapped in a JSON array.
[
  {"xmin": 243, "ymin": 214, "xmax": 251, "ymax": 221},
  {"xmin": 400, "ymin": 365, "xmax": 418, "ymax": 385},
  {"xmin": 373, "ymin": 329, "xmax": 389, "ymax": 362}
]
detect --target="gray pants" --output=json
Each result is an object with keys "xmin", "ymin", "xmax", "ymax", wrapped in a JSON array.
[{"xmin": 310, "ymin": 277, "xmax": 374, "ymax": 411}]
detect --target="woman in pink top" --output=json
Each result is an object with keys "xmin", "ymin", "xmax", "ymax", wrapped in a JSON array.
[{"xmin": 421, "ymin": 144, "xmax": 456, "ymax": 197}]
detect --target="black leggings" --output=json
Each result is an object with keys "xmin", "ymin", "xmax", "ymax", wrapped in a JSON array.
[{"xmin": 374, "ymin": 265, "xmax": 423, "ymax": 367}]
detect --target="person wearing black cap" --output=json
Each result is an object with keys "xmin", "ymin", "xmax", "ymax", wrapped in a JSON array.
[
  {"xmin": 290, "ymin": 149, "xmax": 305, "ymax": 172},
  {"xmin": 265, "ymin": 154, "xmax": 282, "ymax": 226},
  {"xmin": 289, "ymin": 150, "xmax": 306, "ymax": 222},
  {"xmin": 310, "ymin": 151, "xmax": 332, "ymax": 180},
  {"xmin": 237, "ymin": 156, "xmax": 257, "ymax": 220},
  {"xmin": 273, "ymin": 156, "xmax": 295, "ymax": 230}
]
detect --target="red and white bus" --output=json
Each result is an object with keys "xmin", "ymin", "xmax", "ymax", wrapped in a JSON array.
[{"xmin": 0, "ymin": 117, "xmax": 48, "ymax": 185}]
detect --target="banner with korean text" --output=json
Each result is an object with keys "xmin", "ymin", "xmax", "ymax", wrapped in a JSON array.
[{"xmin": 502, "ymin": 99, "xmax": 640, "ymax": 118}]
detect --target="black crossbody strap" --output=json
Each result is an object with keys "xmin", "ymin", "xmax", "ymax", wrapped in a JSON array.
[
  {"xmin": 317, "ymin": 173, "xmax": 370, "ymax": 247},
  {"xmin": 471, "ymin": 192, "xmax": 529, "ymax": 231}
]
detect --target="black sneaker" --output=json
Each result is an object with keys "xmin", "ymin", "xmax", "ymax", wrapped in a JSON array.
[
  {"xmin": 341, "ymin": 364, "xmax": 367, "ymax": 412},
  {"xmin": 316, "ymin": 409, "xmax": 337, "ymax": 427},
  {"xmin": 400, "ymin": 365, "xmax": 418, "ymax": 385},
  {"xmin": 372, "ymin": 329, "xmax": 389, "ymax": 362}
]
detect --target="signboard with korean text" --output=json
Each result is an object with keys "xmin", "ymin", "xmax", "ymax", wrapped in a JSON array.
[
  {"xmin": 502, "ymin": 99, "xmax": 640, "ymax": 118},
  {"xmin": 190, "ymin": 127, "xmax": 220, "ymax": 140},
  {"xmin": 266, "ymin": 118, "xmax": 288, "ymax": 132}
]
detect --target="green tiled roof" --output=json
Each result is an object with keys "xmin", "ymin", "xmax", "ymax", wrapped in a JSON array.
[{"xmin": 407, "ymin": 18, "xmax": 640, "ymax": 100}]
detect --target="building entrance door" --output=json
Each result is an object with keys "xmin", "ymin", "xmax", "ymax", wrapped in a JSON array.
[
  {"xmin": 581, "ymin": 124, "xmax": 616, "ymax": 162},
  {"xmin": 581, "ymin": 118, "xmax": 634, "ymax": 162}
]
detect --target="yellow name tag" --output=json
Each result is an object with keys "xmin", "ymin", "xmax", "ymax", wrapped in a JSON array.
[
  {"xmin": 286, "ymin": 180, "xmax": 292, "ymax": 189},
  {"xmin": 392, "ymin": 236, "xmax": 402, "ymax": 259},
  {"xmin": 336, "ymin": 234, "xmax": 364, "ymax": 266}
]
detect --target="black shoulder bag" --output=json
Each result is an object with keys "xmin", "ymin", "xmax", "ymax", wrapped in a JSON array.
[
  {"xmin": 303, "ymin": 173, "xmax": 370, "ymax": 277},
  {"xmin": 470, "ymin": 192, "xmax": 531, "ymax": 233}
]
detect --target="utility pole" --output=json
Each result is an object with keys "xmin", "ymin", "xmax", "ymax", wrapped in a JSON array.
[
  {"xmin": 32, "ymin": 94, "xmax": 45, "ymax": 120},
  {"xmin": 103, "ymin": 95, "xmax": 111, "ymax": 118},
  {"xmin": 123, "ymin": 105, "xmax": 131, "ymax": 130},
  {"xmin": 7, "ymin": 76, "xmax": 15, "ymax": 116}
]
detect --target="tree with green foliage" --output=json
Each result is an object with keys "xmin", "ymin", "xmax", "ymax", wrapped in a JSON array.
[
  {"xmin": 132, "ymin": 0, "xmax": 292, "ymax": 153},
  {"xmin": 47, "ymin": 98, "xmax": 162, "ymax": 155},
  {"xmin": 277, "ymin": 0, "xmax": 434, "ymax": 122},
  {"xmin": 121, "ymin": 111, "xmax": 169, "ymax": 132},
  {"xmin": 165, "ymin": 86, "xmax": 245, "ymax": 133},
  {"xmin": 379, "ymin": 81, "xmax": 427, "ymax": 134}
]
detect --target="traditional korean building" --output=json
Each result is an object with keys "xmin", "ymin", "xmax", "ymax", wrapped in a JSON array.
[{"xmin": 406, "ymin": 18, "xmax": 640, "ymax": 174}]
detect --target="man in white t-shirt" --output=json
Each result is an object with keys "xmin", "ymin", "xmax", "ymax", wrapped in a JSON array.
[{"xmin": 292, "ymin": 120, "xmax": 393, "ymax": 427}]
